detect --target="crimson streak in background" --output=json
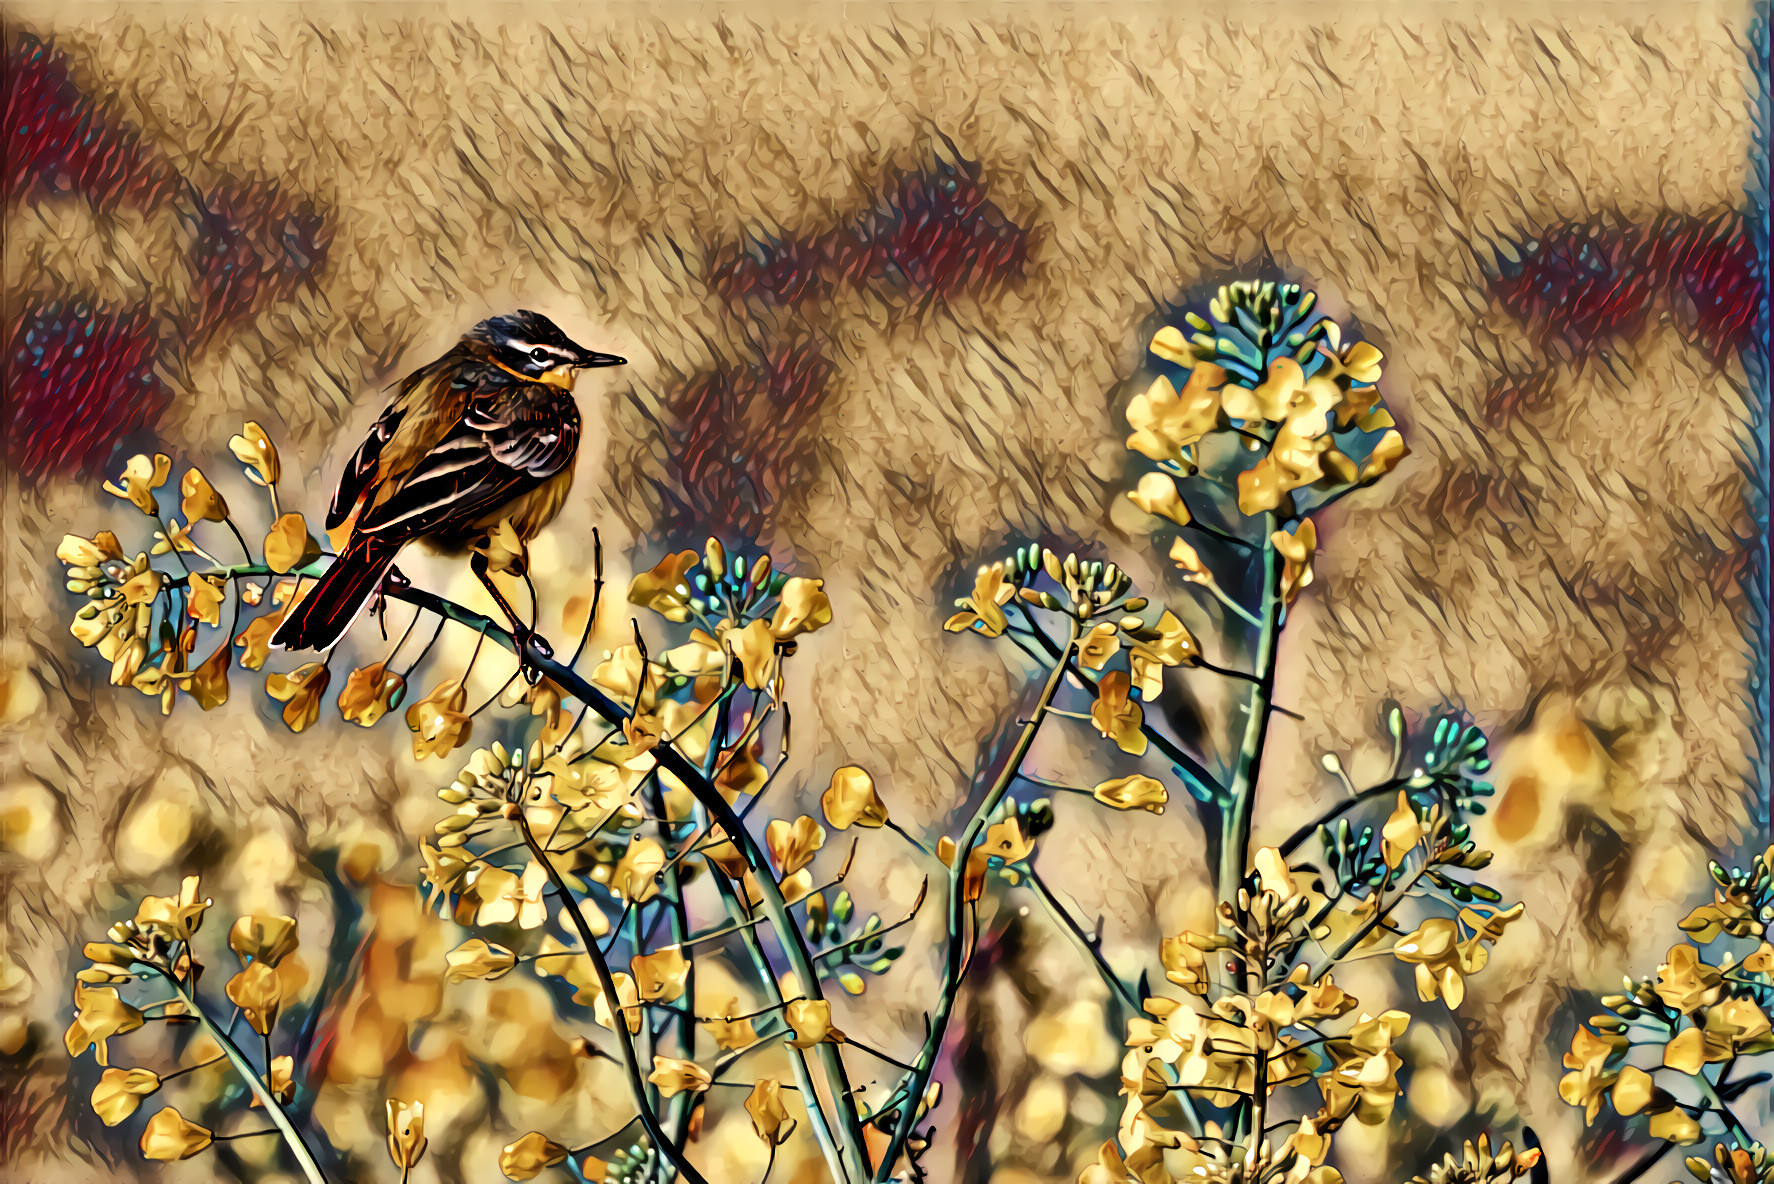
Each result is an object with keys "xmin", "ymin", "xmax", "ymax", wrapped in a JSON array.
[
  {"xmin": 646, "ymin": 158, "xmax": 1033, "ymax": 545},
  {"xmin": 2, "ymin": 34, "xmax": 331, "ymax": 484}
]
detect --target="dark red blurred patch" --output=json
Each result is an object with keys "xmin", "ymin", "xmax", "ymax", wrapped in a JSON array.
[
  {"xmin": 4, "ymin": 298, "xmax": 168, "ymax": 481},
  {"xmin": 710, "ymin": 160, "xmax": 1030, "ymax": 308},
  {"xmin": 1487, "ymin": 210, "xmax": 1761, "ymax": 420},
  {"xmin": 2, "ymin": 33, "xmax": 172, "ymax": 208},
  {"xmin": 658, "ymin": 344, "xmax": 834, "ymax": 540},
  {"xmin": 184, "ymin": 176, "xmax": 332, "ymax": 343}
]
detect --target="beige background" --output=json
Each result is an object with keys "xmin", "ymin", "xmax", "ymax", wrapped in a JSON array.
[{"xmin": 0, "ymin": 3, "xmax": 1763, "ymax": 1182}]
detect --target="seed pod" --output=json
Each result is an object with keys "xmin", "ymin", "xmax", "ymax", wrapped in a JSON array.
[
  {"xmin": 705, "ymin": 538, "xmax": 727, "ymax": 575},
  {"xmin": 749, "ymin": 554, "xmax": 773, "ymax": 589}
]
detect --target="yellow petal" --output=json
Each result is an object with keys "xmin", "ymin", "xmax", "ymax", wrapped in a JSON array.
[
  {"xmin": 786, "ymin": 999, "xmax": 845, "ymax": 1048},
  {"xmin": 628, "ymin": 550, "xmax": 699, "ymax": 623},
  {"xmin": 229, "ymin": 915, "xmax": 299, "ymax": 966},
  {"xmin": 1126, "ymin": 472, "xmax": 1193, "ymax": 528},
  {"xmin": 821, "ymin": 766, "xmax": 890, "ymax": 830},
  {"xmin": 445, "ymin": 938, "xmax": 517, "ymax": 983},
  {"xmin": 746, "ymin": 1078, "xmax": 793, "ymax": 1144},
  {"xmin": 228, "ymin": 423, "xmax": 281, "ymax": 487},
  {"xmin": 1091, "ymin": 775, "xmax": 1166, "ymax": 814},
  {"xmin": 225, "ymin": 962, "xmax": 283, "ymax": 1035},
  {"xmin": 140, "ymin": 1107, "xmax": 213, "ymax": 1160},
  {"xmin": 92, "ymin": 1067, "xmax": 161, "ymax": 1126},
  {"xmin": 385, "ymin": 1099, "xmax": 427, "ymax": 1171},
  {"xmin": 1612, "ymin": 1065, "xmax": 1655, "ymax": 1116},
  {"xmin": 1381, "ymin": 792, "xmax": 1422, "ymax": 868},
  {"xmin": 632, "ymin": 946, "xmax": 689, "ymax": 1003},
  {"xmin": 499, "ymin": 1131, "xmax": 569, "ymax": 1180},
  {"xmin": 766, "ymin": 815, "xmax": 826, "ymax": 877},
  {"xmin": 263, "ymin": 513, "xmax": 320, "ymax": 575},
  {"xmin": 647, "ymin": 1055, "xmax": 713, "ymax": 1097},
  {"xmin": 770, "ymin": 577, "xmax": 833, "ymax": 638}
]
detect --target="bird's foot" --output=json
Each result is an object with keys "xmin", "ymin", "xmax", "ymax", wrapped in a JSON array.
[{"xmin": 513, "ymin": 628, "xmax": 555, "ymax": 685}]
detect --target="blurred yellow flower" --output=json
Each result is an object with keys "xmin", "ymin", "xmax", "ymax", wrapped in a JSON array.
[
  {"xmin": 594, "ymin": 971, "xmax": 642, "ymax": 1034},
  {"xmin": 500, "ymin": 1132, "xmax": 569, "ymax": 1180},
  {"xmin": 139, "ymin": 1106, "xmax": 212, "ymax": 1161},
  {"xmin": 91, "ymin": 1067, "xmax": 161, "ymax": 1125},
  {"xmin": 704, "ymin": 999, "xmax": 759, "ymax": 1051},
  {"xmin": 1093, "ymin": 775, "xmax": 1166, "ymax": 814},
  {"xmin": 103, "ymin": 453, "xmax": 171, "ymax": 515}
]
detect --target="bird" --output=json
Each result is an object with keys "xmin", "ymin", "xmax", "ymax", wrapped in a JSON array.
[{"xmin": 271, "ymin": 310, "xmax": 625, "ymax": 671}]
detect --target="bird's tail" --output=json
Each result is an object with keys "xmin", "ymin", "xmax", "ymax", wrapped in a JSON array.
[{"xmin": 271, "ymin": 537, "xmax": 400, "ymax": 653}]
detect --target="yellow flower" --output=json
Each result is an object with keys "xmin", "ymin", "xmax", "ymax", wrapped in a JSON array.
[
  {"xmin": 1559, "ymin": 1024, "xmax": 1628, "ymax": 1122},
  {"xmin": 266, "ymin": 662, "xmax": 331, "ymax": 732},
  {"xmin": 254, "ymin": 1056, "xmax": 295, "ymax": 1106},
  {"xmin": 632, "ymin": 946, "xmax": 689, "ymax": 1003},
  {"xmin": 135, "ymin": 875, "xmax": 212, "ymax": 943},
  {"xmin": 339, "ymin": 662, "xmax": 406, "ymax": 726},
  {"xmin": 184, "ymin": 640, "xmax": 232, "ymax": 711},
  {"xmin": 264, "ymin": 513, "xmax": 321, "ymax": 575},
  {"xmin": 767, "ymin": 815, "xmax": 826, "ymax": 877},
  {"xmin": 1125, "ymin": 363, "xmax": 1226, "ymax": 463},
  {"xmin": 500, "ymin": 1132, "xmax": 569, "ymax": 1180},
  {"xmin": 786, "ymin": 999, "xmax": 845, "ymax": 1048},
  {"xmin": 746, "ymin": 1078, "xmax": 793, "ymax": 1144},
  {"xmin": 822, "ymin": 766, "xmax": 889, "ymax": 829},
  {"xmin": 943, "ymin": 561, "xmax": 1017, "ymax": 638},
  {"xmin": 57, "ymin": 531, "xmax": 124, "ymax": 566},
  {"xmin": 1319, "ymin": 1011, "xmax": 1410, "ymax": 1125},
  {"xmin": 704, "ymin": 999, "xmax": 759, "ymax": 1051},
  {"xmin": 185, "ymin": 573, "xmax": 227, "ymax": 626},
  {"xmin": 628, "ymin": 550, "xmax": 699, "ymax": 622},
  {"xmin": 139, "ymin": 1106, "xmax": 212, "ymax": 1161},
  {"xmin": 179, "ymin": 467, "xmax": 229, "ymax": 523},
  {"xmin": 1221, "ymin": 357, "xmax": 1342, "ymax": 429},
  {"xmin": 91, "ymin": 1067, "xmax": 161, "ymax": 1125},
  {"xmin": 445, "ymin": 939, "xmax": 517, "ymax": 983},
  {"xmin": 385, "ymin": 1099, "xmax": 427, "ymax": 1173},
  {"xmin": 611, "ymin": 837, "xmax": 667, "ymax": 903},
  {"xmin": 1160, "ymin": 934, "xmax": 1212, "ymax": 996},
  {"xmin": 592, "ymin": 645, "xmax": 665, "ymax": 711},
  {"xmin": 1128, "ymin": 609, "xmax": 1198, "ymax": 698},
  {"xmin": 226, "ymin": 962, "xmax": 283, "ymax": 1035},
  {"xmin": 1359, "ymin": 430, "xmax": 1409, "ymax": 482},
  {"xmin": 1656, "ymin": 944, "xmax": 1724, "ymax": 1014},
  {"xmin": 103, "ymin": 453, "xmax": 172, "ymax": 515},
  {"xmin": 228, "ymin": 422, "xmax": 280, "ymax": 487},
  {"xmin": 1237, "ymin": 419, "xmax": 1337, "ymax": 516},
  {"xmin": 1255, "ymin": 847, "xmax": 1298, "ymax": 900},
  {"xmin": 1381, "ymin": 792, "xmax": 1422, "ymax": 868},
  {"xmin": 1611, "ymin": 1065, "xmax": 1656, "ymax": 1116},
  {"xmin": 770, "ymin": 577, "xmax": 833, "ymax": 638},
  {"xmin": 728, "ymin": 618, "xmax": 778, "ymax": 690},
  {"xmin": 64, "ymin": 984, "xmax": 145, "ymax": 1065},
  {"xmin": 1092, "ymin": 775, "xmax": 1166, "ymax": 814},
  {"xmin": 1078, "ymin": 622, "xmax": 1121, "ymax": 671},
  {"xmin": 594, "ymin": 971, "xmax": 642, "ymax": 1034},
  {"xmin": 1647, "ymin": 1105, "xmax": 1702, "ymax": 1144},
  {"xmin": 1090, "ymin": 671, "xmax": 1147, "ymax": 756},
  {"xmin": 406, "ymin": 677, "xmax": 472, "ymax": 760},
  {"xmin": 1167, "ymin": 537, "xmax": 1214, "ymax": 585},
  {"xmin": 1126, "ymin": 472, "xmax": 1193, "ymax": 528},
  {"xmin": 648, "ymin": 1055, "xmax": 713, "ymax": 1097},
  {"xmin": 1272, "ymin": 520, "xmax": 1317, "ymax": 606},
  {"xmin": 229, "ymin": 915, "xmax": 298, "ymax": 966}
]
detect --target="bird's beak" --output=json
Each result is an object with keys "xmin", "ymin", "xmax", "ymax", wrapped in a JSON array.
[{"xmin": 575, "ymin": 348, "xmax": 627, "ymax": 369}]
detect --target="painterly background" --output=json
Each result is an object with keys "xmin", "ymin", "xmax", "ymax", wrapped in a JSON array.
[{"xmin": 2, "ymin": 3, "xmax": 1769, "ymax": 1183}]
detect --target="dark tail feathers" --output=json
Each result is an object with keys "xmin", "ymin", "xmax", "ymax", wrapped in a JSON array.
[{"xmin": 271, "ymin": 539, "xmax": 399, "ymax": 653}]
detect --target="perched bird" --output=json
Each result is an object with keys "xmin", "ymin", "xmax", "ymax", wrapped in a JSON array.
[{"xmin": 271, "ymin": 310, "xmax": 625, "ymax": 668}]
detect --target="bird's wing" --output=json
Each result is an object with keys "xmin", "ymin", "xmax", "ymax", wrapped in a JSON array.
[
  {"xmin": 326, "ymin": 354, "xmax": 462, "ymax": 530},
  {"xmin": 353, "ymin": 385, "xmax": 579, "ymax": 542}
]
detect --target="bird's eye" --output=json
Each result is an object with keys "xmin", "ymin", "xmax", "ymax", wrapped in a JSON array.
[{"xmin": 530, "ymin": 347, "xmax": 550, "ymax": 362}]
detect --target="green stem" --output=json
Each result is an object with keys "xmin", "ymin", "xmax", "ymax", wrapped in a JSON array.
[
  {"xmin": 1217, "ymin": 512, "xmax": 1284, "ymax": 924},
  {"xmin": 153, "ymin": 968, "xmax": 328, "ymax": 1184},
  {"xmin": 517, "ymin": 822, "xmax": 710, "ymax": 1184},
  {"xmin": 874, "ymin": 618, "xmax": 1081, "ymax": 1182}
]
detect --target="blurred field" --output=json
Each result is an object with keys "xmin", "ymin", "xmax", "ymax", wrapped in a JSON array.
[{"xmin": 0, "ymin": 3, "xmax": 1763, "ymax": 1182}]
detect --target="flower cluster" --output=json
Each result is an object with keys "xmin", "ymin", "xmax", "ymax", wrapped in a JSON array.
[{"xmin": 66, "ymin": 876, "xmax": 322, "ymax": 1177}]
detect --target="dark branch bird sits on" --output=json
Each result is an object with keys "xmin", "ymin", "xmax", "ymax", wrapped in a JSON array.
[{"xmin": 271, "ymin": 310, "xmax": 625, "ymax": 677}]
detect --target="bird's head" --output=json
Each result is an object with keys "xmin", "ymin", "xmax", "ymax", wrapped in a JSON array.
[{"xmin": 467, "ymin": 310, "xmax": 626, "ymax": 389}]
